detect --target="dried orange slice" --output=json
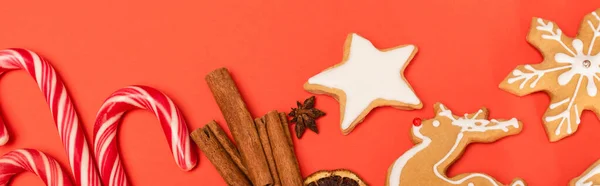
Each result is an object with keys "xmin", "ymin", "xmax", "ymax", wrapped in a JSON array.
[{"xmin": 304, "ymin": 169, "xmax": 367, "ymax": 186}]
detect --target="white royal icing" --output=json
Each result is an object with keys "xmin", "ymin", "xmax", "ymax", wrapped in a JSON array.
[
  {"xmin": 575, "ymin": 163, "xmax": 600, "ymax": 186},
  {"xmin": 387, "ymin": 104, "xmax": 521, "ymax": 186},
  {"xmin": 387, "ymin": 125, "xmax": 430, "ymax": 186},
  {"xmin": 432, "ymin": 120, "xmax": 440, "ymax": 127},
  {"xmin": 307, "ymin": 33, "xmax": 421, "ymax": 130},
  {"xmin": 507, "ymin": 13, "xmax": 600, "ymax": 136},
  {"xmin": 434, "ymin": 104, "xmax": 519, "ymax": 186}
]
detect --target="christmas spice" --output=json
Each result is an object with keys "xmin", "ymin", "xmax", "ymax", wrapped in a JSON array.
[
  {"xmin": 265, "ymin": 110, "xmax": 303, "ymax": 186},
  {"xmin": 205, "ymin": 120, "xmax": 248, "ymax": 176},
  {"xmin": 304, "ymin": 169, "xmax": 367, "ymax": 186},
  {"xmin": 255, "ymin": 117, "xmax": 281, "ymax": 185},
  {"xmin": 278, "ymin": 112, "xmax": 294, "ymax": 152},
  {"xmin": 190, "ymin": 123, "xmax": 251, "ymax": 186},
  {"xmin": 289, "ymin": 96, "xmax": 325, "ymax": 138},
  {"xmin": 205, "ymin": 68, "xmax": 273, "ymax": 186}
]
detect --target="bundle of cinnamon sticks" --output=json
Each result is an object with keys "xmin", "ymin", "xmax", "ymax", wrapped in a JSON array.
[{"xmin": 191, "ymin": 68, "xmax": 303, "ymax": 186}]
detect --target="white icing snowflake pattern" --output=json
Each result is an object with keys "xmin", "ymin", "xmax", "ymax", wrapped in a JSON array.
[{"xmin": 501, "ymin": 10, "xmax": 600, "ymax": 141}]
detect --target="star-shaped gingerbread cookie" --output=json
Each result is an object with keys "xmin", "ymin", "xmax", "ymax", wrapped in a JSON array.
[
  {"xmin": 304, "ymin": 33, "xmax": 422, "ymax": 135},
  {"xmin": 500, "ymin": 9, "xmax": 600, "ymax": 142}
]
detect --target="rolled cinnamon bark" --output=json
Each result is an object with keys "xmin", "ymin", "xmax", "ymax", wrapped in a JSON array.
[
  {"xmin": 277, "ymin": 112, "xmax": 300, "ymax": 172},
  {"xmin": 265, "ymin": 111, "xmax": 303, "ymax": 186},
  {"xmin": 255, "ymin": 117, "xmax": 281, "ymax": 186},
  {"xmin": 206, "ymin": 120, "xmax": 248, "ymax": 176},
  {"xmin": 278, "ymin": 112, "xmax": 294, "ymax": 150},
  {"xmin": 205, "ymin": 68, "xmax": 273, "ymax": 186},
  {"xmin": 191, "ymin": 126, "xmax": 251, "ymax": 186}
]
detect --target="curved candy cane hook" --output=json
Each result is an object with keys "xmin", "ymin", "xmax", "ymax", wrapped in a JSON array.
[
  {"xmin": 0, "ymin": 49, "xmax": 101, "ymax": 186},
  {"xmin": 0, "ymin": 120, "xmax": 8, "ymax": 146},
  {"xmin": 0, "ymin": 149, "xmax": 74, "ymax": 186},
  {"xmin": 93, "ymin": 85, "xmax": 197, "ymax": 186}
]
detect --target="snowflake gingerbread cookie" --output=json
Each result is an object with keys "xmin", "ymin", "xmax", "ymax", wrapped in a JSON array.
[
  {"xmin": 386, "ymin": 103, "xmax": 526, "ymax": 186},
  {"xmin": 572, "ymin": 159, "xmax": 600, "ymax": 186},
  {"xmin": 500, "ymin": 9, "xmax": 600, "ymax": 142},
  {"xmin": 304, "ymin": 33, "xmax": 422, "ymax": 135}
]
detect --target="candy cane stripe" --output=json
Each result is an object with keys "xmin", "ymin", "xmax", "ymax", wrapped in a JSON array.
[
  {"xmin": 0, "ymin": 48, "xmax": 102, "ymax": 186},
  {"xmin": 93, "ymin": 85, "xmax": 197, "ymax": 186},
  {"xmin": 0, "ymin": 149, "xmax": 74, "ymax": 186}
]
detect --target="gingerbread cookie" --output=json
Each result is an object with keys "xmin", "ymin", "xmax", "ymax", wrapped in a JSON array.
[
  {"xmin": 500, "ymin": 9, "xmax": 600, "ymax": 142},
  {"xmin": 571, "ymin": 160, "xmax": 600, "ymax": 186},
  {"xmin": 304, "ymin": 33, "xmax": 422, "ymax": 135},
  {"xmin": 385, "ymin": 103, "xmax": 526, "ymax": 186}
]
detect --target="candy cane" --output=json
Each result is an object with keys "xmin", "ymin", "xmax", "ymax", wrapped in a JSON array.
[
  {"xmin": 0, "ymin": 49, "xmax": 101, "ymax": 186},
  {"xmin": 93, "ymin": 85, "xmax": 197, "ymax": 186},
  {"xmin": 0, "ymin": 149, "xmax": 74, "ymax": 186},
  {"xmin": 0, "ymin": 120, "xmax": 7, "ymax": 146}
]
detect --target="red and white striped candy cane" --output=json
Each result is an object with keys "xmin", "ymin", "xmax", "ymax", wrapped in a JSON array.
[
  {"xmin": 93, "ymin": 85, "xmax": 197, "ymax": 186},
  {"xmin": 0, "ymin": 120, "xmax": 7, "ymax": 146},
  {"xmin": 0, "ymin": 49, "xmax": 101, "ymax": 186},
  {"xmin": 0, "ymin": 149, "xmax": 74, "ymax": 186}
]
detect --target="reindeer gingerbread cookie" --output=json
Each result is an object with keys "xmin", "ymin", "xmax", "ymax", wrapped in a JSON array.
[{"xmin": 386, "ymin": 103, "xmax": 526, "ymax": 186}]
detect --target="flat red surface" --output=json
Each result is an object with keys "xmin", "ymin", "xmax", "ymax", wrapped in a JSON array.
[{"xmin": 0, "ymin": 1, "xmax": 599, "ymax": 185}]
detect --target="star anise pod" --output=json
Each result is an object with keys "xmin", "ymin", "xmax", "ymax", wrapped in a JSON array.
[{"xmin": 289, "ymin": 96, "xmax": 325, "ymax": 139}]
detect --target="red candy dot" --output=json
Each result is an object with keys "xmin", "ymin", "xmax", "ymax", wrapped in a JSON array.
[{"xmin": 412, "ymin": 118, "xmax": 422, "ymax": 126}]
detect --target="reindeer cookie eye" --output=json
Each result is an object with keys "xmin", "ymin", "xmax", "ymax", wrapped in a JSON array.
[
  {"xmin": 412, "ymin": 118, "xmax": 422, "ymax": 126},
  {"xmin": 432, "ymin": 120, "xmax": 440, "ymax": 127}
]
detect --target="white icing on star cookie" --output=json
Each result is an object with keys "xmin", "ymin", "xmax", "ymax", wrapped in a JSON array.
[{"xmin": 305, "ymin": 33, "xmax": 422, "ymax": 134}]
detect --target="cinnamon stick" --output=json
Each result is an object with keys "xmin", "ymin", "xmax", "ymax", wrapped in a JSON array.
[
  {"xmin": 265, "ymin": 111, "xmax": 303, "ymax": 186},
  {"xmin": 278, "ymin": 112, "xmax": 300, "ymax": 172},
  {"xmin": 206, "ymin": 120, "xmax": 248, "ymax": 176},
  {"xmin": 190, "ymin": 126, "xmax": 251, "ymax": 186},
  {"xmin": 205, "ymin": 68, "xmax": 273, "ymax": 186},
  {"xmin": 255, "ymin": 117, "xmax": 281, "ymax": 186},
  {"xmin": 278, "ymin": 112, "xmax": 294, "ymax": 149}
]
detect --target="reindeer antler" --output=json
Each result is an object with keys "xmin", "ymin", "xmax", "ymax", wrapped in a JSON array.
[{"xmin": 437, "ymin": 104, "xmax": 519, "ymax": 132}]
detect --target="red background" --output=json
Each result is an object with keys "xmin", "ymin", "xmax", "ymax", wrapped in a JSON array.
[{"xmin": 0, "ymin": 0, "xmax": 599, "ymax": 185}]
